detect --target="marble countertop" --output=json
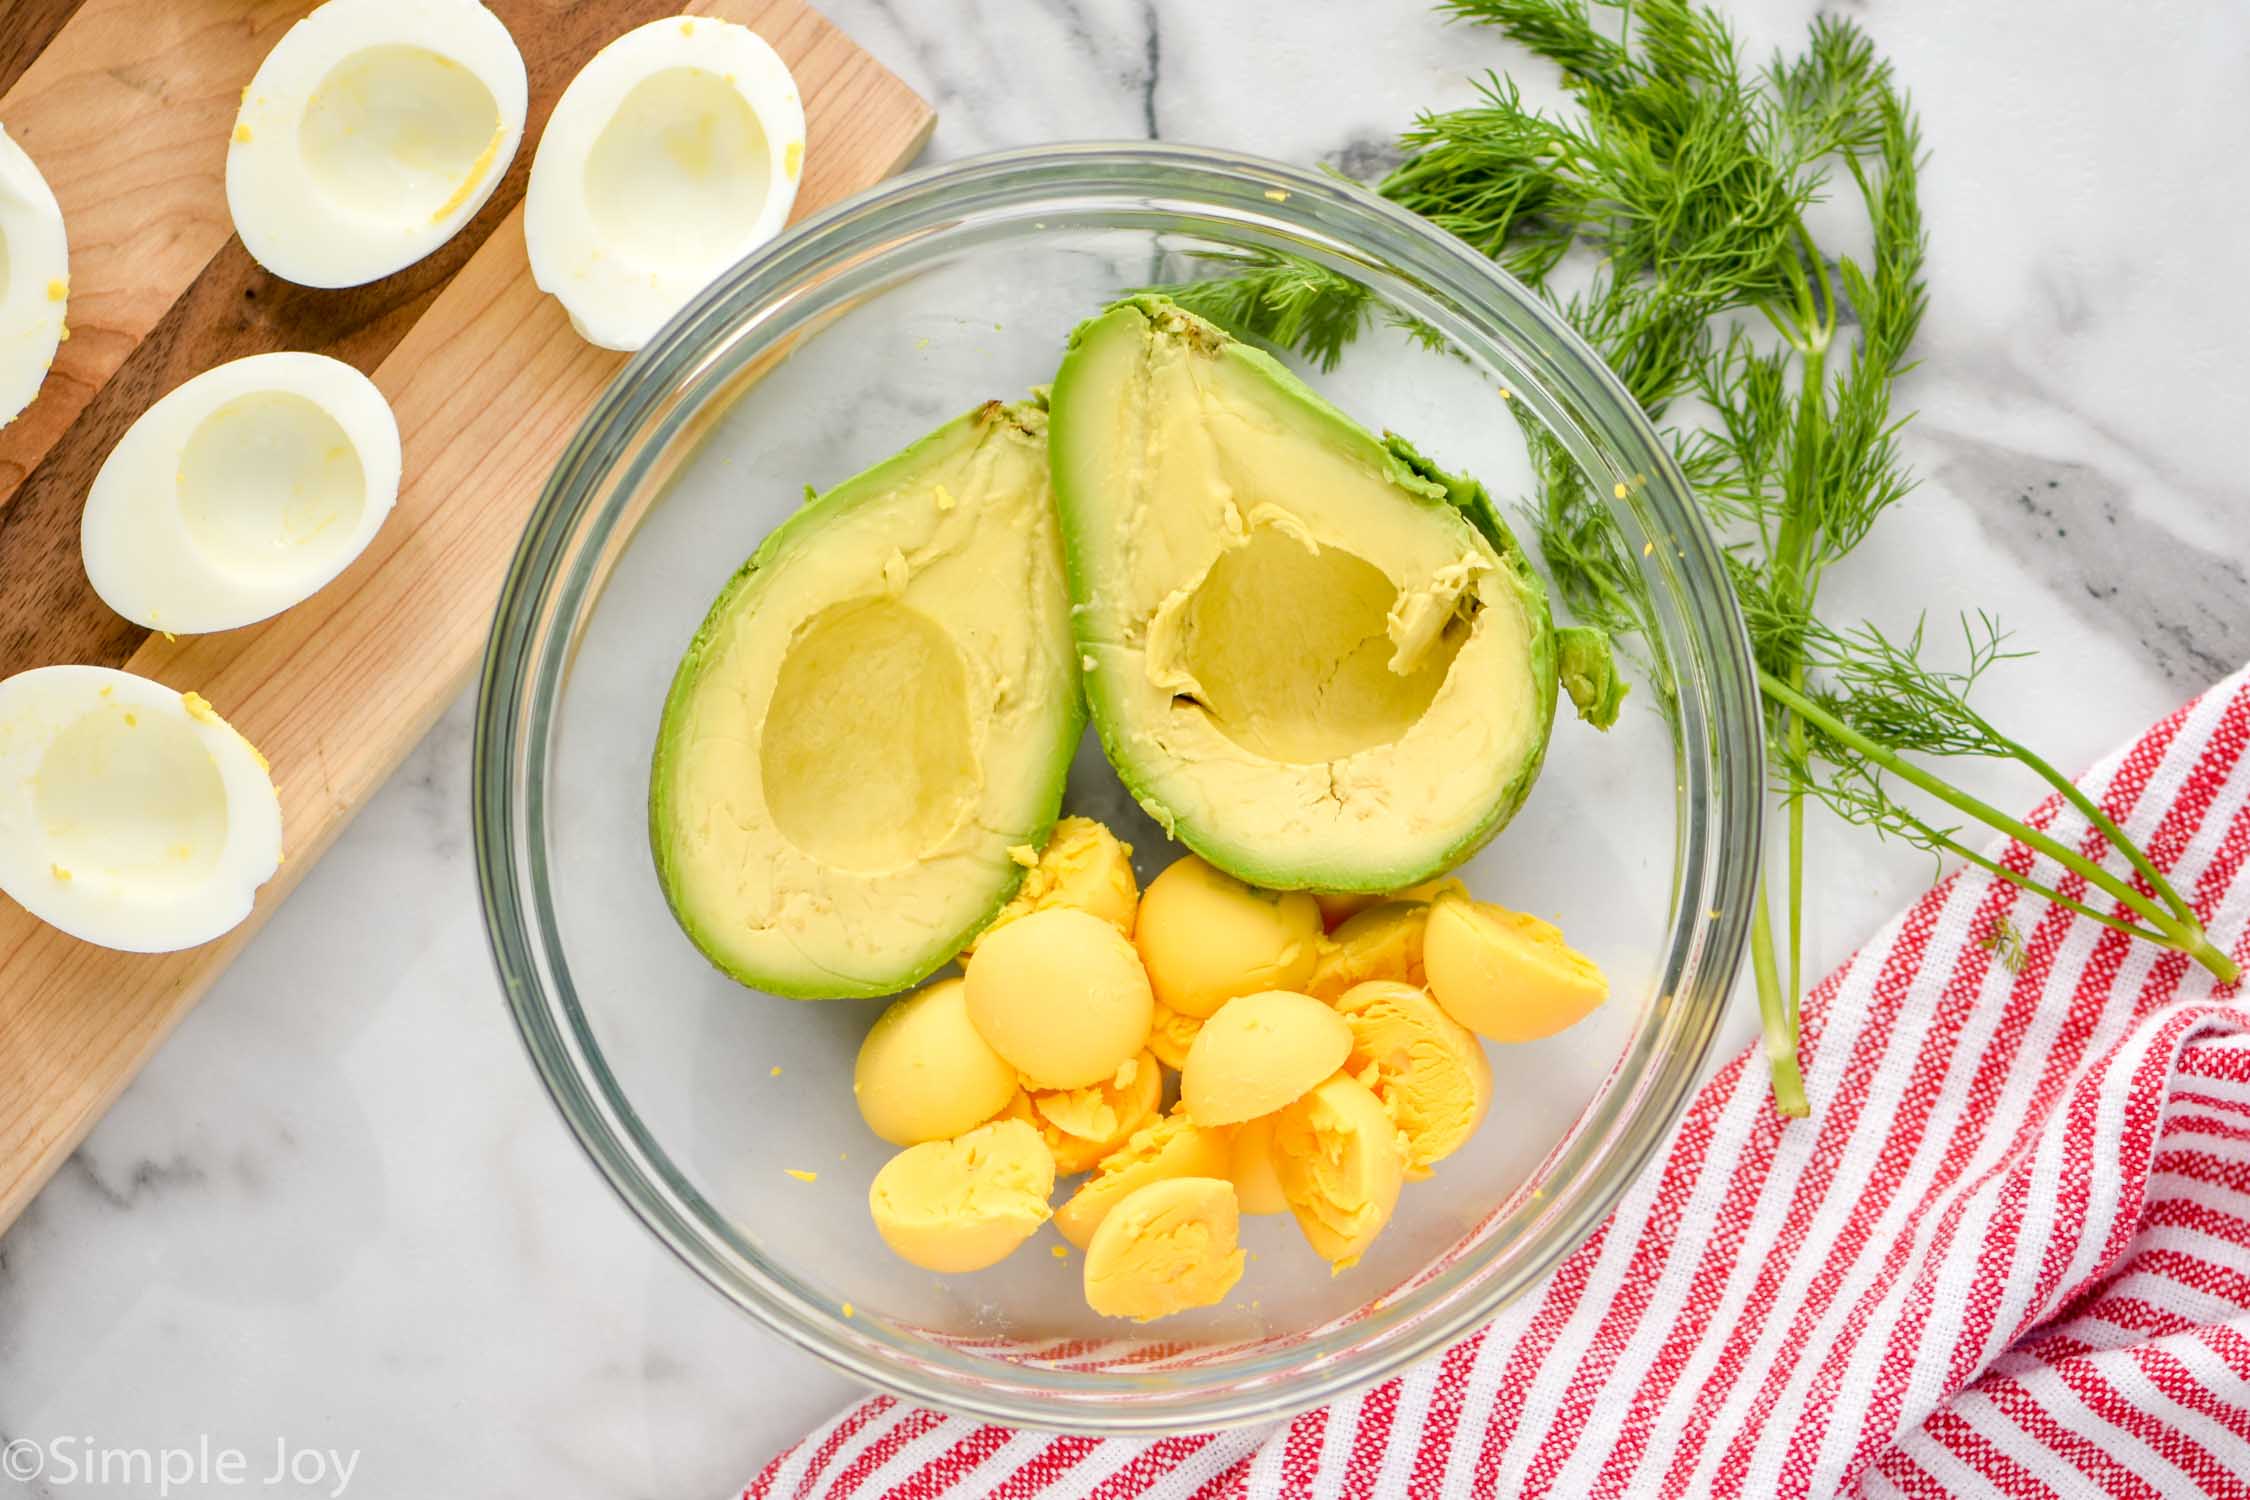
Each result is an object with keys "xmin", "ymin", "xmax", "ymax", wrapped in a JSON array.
[{"xmin": 5, "ymin": 0, "xmax": 2246, "ymax": 1494}]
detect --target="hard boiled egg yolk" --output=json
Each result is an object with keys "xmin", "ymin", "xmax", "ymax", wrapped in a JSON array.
[
  {"xmin": 852, "ymin": 977, "xmax": 1018, "ymax": 1146},
  {"xmin": 1134, "ymin": 855, "xmax": 1320, "ymax": 1019},
  {"xmin": 964, "ymin": 815, "xmax": 1139, "ymax": 954},
  {"xmin": 1312, "ymin": 875, "xmax": 1465, "ymax": 931},
  {"xmin": 1146, "ymin": 998, "xmax": 1203, "ymax": 1070},
  {"xmin": 1271, "ymin": 1072, "xmax": 1407, "ymax": 1270},
  {"xmin": 998, "ymin": 1050, "xmax": 1163, "ymax": 1174},
  {"xmin": 1179, "ymin": 989, "xmax": 1351, "ymax": 1127},
  {"xmin": 1228, "ymin": 1114, "xmax": 1288, "ymax": 1216},
  {"xmin": 1334, "ymin": 979, "xmax": 1492, "ymax": 1177},
  {"xmin": 1082, "ymin": 1176, "xmax": 1245, "ymax": 1321},
  {"xmin": 1306, "ymin": 900, "xmax": 1431, "ymax": 1002},
  {"xmin": 964, "ymin": 906, "xmax": 1152, "ymax": 1088},
  {"xmin": 1422, "ymin": 891, "xmax": 1608, "ymax": 1042},
  {"xmin": 1055, "ymin": 1108, "xmax": 1233, "ymax": 1249},
  {"xmin": 867, "ymin": 1118, "xmax": 1055, "ymax": 1274}
]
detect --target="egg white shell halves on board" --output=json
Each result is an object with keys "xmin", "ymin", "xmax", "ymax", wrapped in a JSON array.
[
  {"xmin": 228, "ymin": 0, "xmax": 528, "ymax": 288},
  {"xmin": 0, "ymin": 122, "xmax": 68, "ymax": 428},
  {"xmin": 525, "ymin": 15, "xmax": 806, "ymax": 352},
  {"xmin": 81, "ymin": 352, "xmax": 402, "ymax": 634},
  {"xmin": 0, "ymin": 666, "xmax": 282, "ymax": 953}
]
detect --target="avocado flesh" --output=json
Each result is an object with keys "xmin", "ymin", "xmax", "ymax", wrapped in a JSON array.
[
  {"xmin": 650, "ymin": 401, "xmax": 1082, "ymax": 998},
  {"xmin": 1049, "ymin": 297, "xmax": 1557, "ymax": 891}
]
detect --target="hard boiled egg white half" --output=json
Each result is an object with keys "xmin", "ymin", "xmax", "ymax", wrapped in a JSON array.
[
  {"xmin": 526, "ymin": 16, "xmax": 806, "ymax": 352},
  {"xmin": 0, "ymin": 122, "xmax": 68, "ymax": 428},
  {"xmin": 0, "ymin": 667, "xmax": 282, "ymax": 953},
  {"xmin": 81, "ymin": 352, "xmax": 402, "ymax": 635},
  {"xmin": 229, "ymin": 0, "xmax": 528, "ymax": 288}
]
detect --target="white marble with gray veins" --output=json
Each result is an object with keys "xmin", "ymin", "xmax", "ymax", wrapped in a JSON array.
[{"xmin": 4, "ymin": 1, "xmax": 2246, "ymax": 1494}]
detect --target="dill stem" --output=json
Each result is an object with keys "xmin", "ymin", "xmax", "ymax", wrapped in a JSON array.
[
  {"xmin": 1787, "ymin": 668, "xmax": 1806, "ymax": 1040},
  {"xmin": 1776, "ymin": 237, "xmax": 1831, "ymax": 1073},
  {"xmin": 1750, "ymin": 893, "xmax": 1809, "ymax": 1116},
  {"xmin": 1924, "ymin": 829, "xmax": 2177, "ymax": 946},
  {"xmin": 1998, "ymin": 733, "xmax": 2204, "ymax": 930},
  {"xmin": 1759, "ymin": 670, "xmax": 2228, "ymax": 972}
]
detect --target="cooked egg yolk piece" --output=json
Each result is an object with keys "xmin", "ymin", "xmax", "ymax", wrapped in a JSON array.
[
  {"xmin": 867, "ymin": 1118, "xmax": 1054, "ymax": 1273},
  {"xmin": 998, "ymin": 1048, "xmax": 1163, "ymax": 1173},
  {"xmin": 1146, "ymin": 998, "xmax": 1203, "ymax": 1071},
  {"xmin": 1334, "ymin": 979, "xmax": 1492, "ymax": 1177},
  {"xmin": 1313, "ymin": 890, "xmax": 1383, "ymax": 929},
  {"xmin": 1306, "ymin": 900, "xmax": 1431, "ymax": 1002},
  {"xmin": 1180, "ymin": 989, "xmax": 1351, "ymax": 1127},
  {"xmin": 853, "ymin": 977, "xmax": 1018, "ymax": 1146},
  {"xmin": 1422, "ymin": 891, "xmax": 1609, "ymax": 1042},
  {"xmin": 1055, "ymin": 1109, "xmax": 1233, "ymax": 1249},
  {"xmin": 964, "ymin": 906, "xmax": 1153, "ymax": 1088},
  {"xmin": 1311, "ymin": 876, "xmax": 1463, "ymax": 932},
  {"xmin": 1272, "ymin": 1072, "xmax": 1407, "ymax": 1270},
  {"xmin": 1228, "ymin": 1114, "xmax": 1288, "ymax": 1216},
  {"xmin": 1082, "ymin": 1176, "xmax": 1245, "ymax": 1321},
  {"xmin": 964, "ymin": 815, "xmax": 1138, "ymax": 955},
  {"xmin": 1134, "ymin": 855, "xmax": 1320, "ymax": 1019}
]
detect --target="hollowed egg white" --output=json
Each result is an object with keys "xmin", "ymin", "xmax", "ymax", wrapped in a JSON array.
[
  {"xmin": 228, "ymin": 0, "xmax": 528, "ymax": 288},
  {"xmin": 80, "ymin": 352, "xmax": 402, "ymax": 635},
  {"xmin": 0, "ymin": 666, "xmax": 282, "ymax": 953},
  {"xmin": 525, "ymin": 16, "xmax": 806, "ymax": 352},
  {"xmin": 0, "ymin": 122, "xmax": 68, "ymax": 428}
]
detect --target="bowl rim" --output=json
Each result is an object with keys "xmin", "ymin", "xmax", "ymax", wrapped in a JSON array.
[{"xmin": 474, "ymin": 140, "xmax": 1764, "ymax": 1433}]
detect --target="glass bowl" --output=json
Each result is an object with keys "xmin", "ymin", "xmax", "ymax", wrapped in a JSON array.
[{"xmin": 474, "ymin": 143, "xmax": 1761, "ymax": 1433}]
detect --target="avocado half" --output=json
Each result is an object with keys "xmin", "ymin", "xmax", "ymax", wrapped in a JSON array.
[
  {"xmin": 1048, "ymin": 296, "xmax": 1558, "ymax": 891},
  {"xmin": 650, "ymin": 400, "xmax": 1082, "ymax": 998}
]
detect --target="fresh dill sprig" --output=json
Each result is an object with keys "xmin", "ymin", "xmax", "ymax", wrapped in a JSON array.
[
  {"xmin": 1156, "ymin": 0, "xmax": 2238, "ymax": 1116},
  {"xmin": 1144, "ymin": 251, "xmax": 1374, "ymax": 373}
]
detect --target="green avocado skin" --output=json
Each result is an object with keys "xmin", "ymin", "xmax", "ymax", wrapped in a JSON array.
[
  {"xmin": 1048, "ymin": 295, "xmax": 1560, "ymax": 893},
  {"xmin": 648, "ymin": 401, "xmax": 1082, "ymax": 1000}
]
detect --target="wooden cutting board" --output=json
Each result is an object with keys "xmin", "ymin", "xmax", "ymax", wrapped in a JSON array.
[{"xmin": 0, "ymin": 0, "xmax": 934, "ymax": 1230}]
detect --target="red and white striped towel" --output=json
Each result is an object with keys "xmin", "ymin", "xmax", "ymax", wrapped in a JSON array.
[{"xmin": 749, "ymin": 665, "xmax": 2250, "ymax": 1499}]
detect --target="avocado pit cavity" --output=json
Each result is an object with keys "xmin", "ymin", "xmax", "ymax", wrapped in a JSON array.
[
  {"xmin": 761, "ymin": 597, "xmax": 978, "ymax": 873},
  {"xmin": 1153, "ymin": 525, "xmax": 1473, "ymax": 764}
]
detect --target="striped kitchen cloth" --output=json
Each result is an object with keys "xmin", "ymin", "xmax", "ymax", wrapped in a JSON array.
[{"xmin": 747, "ymin": 664, "xmax": 2250, "ymax": 1499}]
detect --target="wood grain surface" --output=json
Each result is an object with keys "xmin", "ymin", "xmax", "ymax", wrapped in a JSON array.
[{"xmin": 0, "ymin": 0, "xmax": 934, "ymax": 1229}]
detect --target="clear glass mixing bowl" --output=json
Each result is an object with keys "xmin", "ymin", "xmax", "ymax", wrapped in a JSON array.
[{"xmin": 473, "ymin": 143, "xmax": 1762, "ymax": 1433}]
